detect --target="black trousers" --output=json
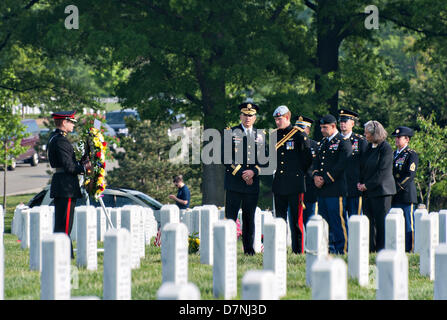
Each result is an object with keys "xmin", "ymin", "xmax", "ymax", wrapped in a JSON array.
[
  {"xmin": 363, "ymin": 195, "xmax": 392, "ymax": 253},
  {"xmin": 53, "ymin": 197, "xmax": 76, "ymax": 259},
  {"xmin": 225, "ymin": 190, "xmax": 259, "ymax": 255},
  {"xmin": 274, "ymin": 193, "xmax": 304, "ymax": 254}
]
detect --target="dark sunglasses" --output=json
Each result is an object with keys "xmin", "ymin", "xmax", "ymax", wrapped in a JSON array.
[{"xmin": 241, "ymin": 113, "xmax": 255, "ymax": 117}]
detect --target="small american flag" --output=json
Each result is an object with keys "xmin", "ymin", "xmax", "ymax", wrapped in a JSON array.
[{"xmin": 153, "ymin": 228, "xmax": 161, "ymax": 247}]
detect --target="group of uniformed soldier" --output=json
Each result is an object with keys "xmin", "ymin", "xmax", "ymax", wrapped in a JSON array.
[{"xmin": 223, "ymin": 102, "xmax": 419, "ymax": 255}]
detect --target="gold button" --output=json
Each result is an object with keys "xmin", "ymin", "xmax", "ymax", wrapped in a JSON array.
[
  {"xmin": 281, "ymin": 152, "xmax": 284, "ymax": 155},
  {"xmin": 322, "ymin": 156, "xmax": 325, "ymax": 159},
  {"xmin": 246, "ymin": 165, "xmax": 249, "ymax": 167},
  {"xmin": 321, "ymin": 162, "xmax": 324, "ymax": 165},
  {"xmin": 248, "ymin": 145, "xmax": 251, "ymax": 148},
  {"xmin": 248, "ymin": 152, "xmax": 251, "ymax": 155},
  {"xmin": 320, "ymin": 169, "xmax": 323, "ymax": 171},
  {"xmin": 281, "ymin": 162, "xmax": 284, "ymax": 164},
  {"xmin": 280, "ymin": 170, "xmax": 283, "ymax": 173},
  {"xmin": 323, "ymin": 151, "xmax": 326, "ymax": 153}
]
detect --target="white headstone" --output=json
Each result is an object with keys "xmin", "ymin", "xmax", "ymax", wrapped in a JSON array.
[
  {"xmin": 30, "ymin": 206, "xmax": 52, "ymax": 271},
  {"xmin": 261, "ymin": 211, "xmax": 274, "ymax": 236},
  {"xmin": 49, "ymin": 206, "xmax": 55, "ymax": 233},
  {"xmin": 103, "ymin": 228, "xmax": 132, "ymax": 300},
  {"xmin": 439, "ymin": 210, "xmax": 447, "ymax": 244},
  {"xmin": 414, "ymin": 208, "xmax": 429, "ymax": 254},
  {"xmin": 121, "ymin": 206, "xmax": 141, "ymax": 269},
  {"xmin": 157, "ymin": 282, "xmax": 200, "ymax": 300},
  {"xmin": 385, "ymin": 208, "xmax": 405, "ymax": 255},
  {"xmin": 191, "ymin": 207, "xmax": 201, "ymax": 237},
  {"xmin": 420, "ymin": 213, "xmax": 439, "ymax": 280},
  {"xmin": 160, "ymin": 204, "xmax": 180, "ymax": 232},
  {"xmin": 200, "ymin": 205, "xmax": 218, "ymax": 265},
  {"xmin": 41, "ymin": 233, "xmax": 71, "ymax": 300},
  {"xmin": 376, "ymin": 249, "xmax": 408, "ymax": 300},
  {"xmin": 434, "ymin": 244, "xmax": 447, "ymax": 300},
  {"xmin": 70, "ymin": 206, "xmax": 81, "ymax": 241},
  {"xmin": 213, "ymin": 219, "xmax": 237, "ymax": 299},
  {"xmin": 254, "ymin": 207, "xmax": 262, "ymax": 253},
  {"xmin": 348, "ymin": 215, "xmax": 370, "ymax": 286},
  {"xmin": 161, "ymin": 223, "xmax": 188, "ymax": 285},
  {"xmin": 12, "ymin": 204, "xmax": 26, "ymax": 237},
  {"xmin": 96, "ymin": 208, "xmax": 107, "ymax": 241},
  {"xmin": 0, "ymin": 205, "xmax": 4, "ymax": 235},
  {"xmin": 110, "ymin": 208, "xmax": 121, "ymax": 230},
  {"xmin": 143, "ymin": 207, "xmax": 157, "ymax": 244},
  {"xmin": 263, "ymin": 218, "xmax": 287, "ymax": 297},
  {"xmin": 305, "ymin": 215, "xmax": 329, "ymax": 286},
  {"xmin": 20, "ymin": 208, "xmax": 31, "ymax": 249},
  {"xmin": 136, "ymin": 207, "xmax": 145, "ymax": 259},
  {"xmin": 218, "ymin": 208, "xmax": 226, "ymax": 220},
  {"xmin": 241, "ymin": 270, "xmax": 278, "ymax": 300},
  {"xmin": 76, "ymin": 206, "xmax": 98, "ymax": 270},
  {"xmin": 311, "ymin": 257, "xmax": 347, "ymax": 300}
]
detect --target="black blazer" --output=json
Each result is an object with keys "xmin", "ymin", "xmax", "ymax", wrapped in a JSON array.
[
  {"xmin": 272, "ymin": 125, "xmax": 312, "ymax": 195},
  {"xmin": 313, "ymin": 132, "xmax": 352, "ymax": 197},
  {"xmin": 47, "ymin": 129, "xmax": 85, "ymax": 198},
  {"xmin": 223, "ymin": 124, "xmax": 264, "ymax": 194},
  {"xmin": 360, "ymin": 141, "xmax": 396, "ymax": 198},
  {"xmin": 392, "ymin": 146, "xmax": 418, "ymax": 204}
]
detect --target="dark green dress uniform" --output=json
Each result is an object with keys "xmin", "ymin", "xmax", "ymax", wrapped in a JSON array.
[
  {"xmin": 391, "ymin": 126, "xmax": 419, "ymax": 252},
  {"xmin": 223, "ymin": 102, "xmax": 264, "ymax": 255},
  {"xmin": 312, "ymin": 114, "xmax": 352, "ymax": 254},
  {"xmin": 272, "ymin": 108, "xmax": 313, "ymax": 254},
  {"xmin": 47, "ymin": 111, "xmax": 86, "ymax": 259}
]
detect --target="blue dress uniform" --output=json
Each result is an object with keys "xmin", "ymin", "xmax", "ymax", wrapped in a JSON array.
[
  {"xmin": 294, "ymin": 116, "xmax": 319, "ymax": 227},
  {"xmin": 223, "ymin": 102, "xmax": 264, "ymax": 255},
  {"xmin": 313, "ymin": 115, "xmax": 352, "ymax": 254},
  {"xmin": 272, "ymin": 108, "xmax": 313, "ymax": 254},
  {"xmin": 47, "ymin": 111, "xmax": 86, "ymax": 259},
  {"xmin": 391, "ymin": 126, "xmax": 419, "ymax": 252},
  {"xmin": 338, "ymin": 109, "xmax": 368, "ymax": 217}
]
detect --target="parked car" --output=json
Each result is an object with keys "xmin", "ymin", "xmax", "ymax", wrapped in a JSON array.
[
  {"xmin": 8, "ymin": 119, "xmax": 40, "ymax": 170},
  {"xmin": 105, "ymin": 109, "xmax": 140, "ymax": 136},
  {"xmin": 27, "ymin": 186, "xmax": 163, "ymax": 211}
]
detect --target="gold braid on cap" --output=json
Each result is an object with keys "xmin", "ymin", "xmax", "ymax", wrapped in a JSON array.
[{"xmin": 241, "ymin": 103, "xmax": 257, "ymax": 115}]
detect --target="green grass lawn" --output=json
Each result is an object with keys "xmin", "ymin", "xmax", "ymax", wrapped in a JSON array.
[{"xmin": 2, "ymin": 193, "xmax": 436, "ymax": 300}]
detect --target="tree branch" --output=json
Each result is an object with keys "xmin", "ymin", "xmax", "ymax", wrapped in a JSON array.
[
  {"xmin": 381, "ymin": 14, "xmax": 447, "ymax": 37},
  {"xmin": 304, "ymin": 0, "xmax": 317, "ymax": 12},
  {"xmin": 0, "ymin": 33, "xmax": 12, "ymax": 53}
]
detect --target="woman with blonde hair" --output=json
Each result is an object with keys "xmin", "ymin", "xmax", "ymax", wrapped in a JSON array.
[{"xmin": 357, "ymin": 120, "xmax": 396, "ymax": 252}]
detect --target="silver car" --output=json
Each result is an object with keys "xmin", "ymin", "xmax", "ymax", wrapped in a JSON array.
[{"xmin": 27, "ymin": 186, "xmax": 163, "ymax": 211}]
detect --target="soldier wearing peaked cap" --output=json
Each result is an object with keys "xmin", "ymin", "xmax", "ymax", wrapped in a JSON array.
[
  {"xmin": 294, "ymin": 115, "xmax": 319, "ymax": 227},
  {"xmin": 223, "ymin": 102, "xmax": 265, "ymax": 255},
  {"xmin": 338, "ymin": 109, "xmax": 368, "ymax": 217},
  {"xmin": 391, "ymin": 126, "xmax": 419, "ymax": 252},
  {"xmin": 313, "ymin": 114, "xmax": 352, "ymax": 254},
  {"xmin": 272, "ymin": 106, "xmax": 312, "ymax": 254},
  {"xmin": 47, "ymin": 111, "xmax": 92, "ymax": 258}
]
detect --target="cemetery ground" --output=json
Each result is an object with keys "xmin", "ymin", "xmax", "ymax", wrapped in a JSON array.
[{"xmin": 3, "ymin": 194, "xmax": 435, "ymax": 300}]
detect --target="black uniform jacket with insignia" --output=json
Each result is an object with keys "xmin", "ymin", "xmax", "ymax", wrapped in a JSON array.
[
  {"xmin": 223, "ymin": 124, "xmax": 264, "ymax": 194},
  {"xmin": 312, "ymin": 132, "xmax": 352, "ymax": 197},
  {"xmin": 304, "ymin": 137, "xmax": 319, "ymax": 203},
  {"xmin": 344, "ymin": 132, "xmax": 368, "ymax": 197},
  {"xmin": 47, "ymin": 129, "xmax": 85, "ymax": 198},
  {"xmin": 359, "ymin": 141, "xmax": 396, "ymax": 198},
  {"xmin": 392, "ymin": 146, "xmax": 418, "ymax": 204},
  {"xmin": 272, "ymin": 124, "xmax": 312, "ymax": 196}
]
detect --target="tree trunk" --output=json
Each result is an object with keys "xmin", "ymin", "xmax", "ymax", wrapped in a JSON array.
[
  {"xmin": 3, "ymin": 144, "xmax": 6, "ymax": 210},
  {"xmin": 194, "ymin": 57, "xmax": 226, "ymax": 206}
]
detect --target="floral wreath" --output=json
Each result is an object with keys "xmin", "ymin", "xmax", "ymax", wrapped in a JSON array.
[{"xmin": 84, "ymin": 127, "xmax": 107, "ymax": 199}]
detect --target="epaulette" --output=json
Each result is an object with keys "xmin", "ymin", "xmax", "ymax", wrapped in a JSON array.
[
  {"xmin": 343, "ymin": 136, "xmax": 349, "ymax": 140},
  {"xmin": 293, "ymin": 125, "xmax": 304, "ymax": 133},
  {"xmin": 353, "ymin": 133, "xmax": 364, "ymax": 138}
]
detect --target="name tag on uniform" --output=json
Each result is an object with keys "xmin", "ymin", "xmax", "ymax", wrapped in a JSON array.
[{"xmin": 286, "ymin": 141, "xmax": 294, "ymax": 150}]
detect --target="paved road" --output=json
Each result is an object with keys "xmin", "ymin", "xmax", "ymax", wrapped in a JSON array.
[{"xmin": 0, "ymin": 159, "xmax": 119, "ymax": 196}]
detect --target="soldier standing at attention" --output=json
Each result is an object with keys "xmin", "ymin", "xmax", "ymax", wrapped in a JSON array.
[
  {"xmin": 391, "ymin": 126, "xmax": 419, "ymax": 252},
  {"xmin": 272, "ymin": 106, "xmax": 312, "ymax": 254},
  {"xmin": 313, "ymin": 115, "xmax": 352, "ymax": 254},
  {"xmin": 338, "ymin": 109, "xmax": 368, "ymax": 217},
  {"xmin": 294, "ymin": 115, "xmax": 319, "ymax": 227},
  {"xmin": 47, "ymin": 111, "xmax": 91, "ymax": 259},
  {"xmin": 223, "ymin": 102, "xmax": 263, "ymax": 255}
]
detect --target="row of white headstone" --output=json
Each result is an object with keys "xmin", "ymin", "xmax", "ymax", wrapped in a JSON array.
[
  {"xmin": 156, "ymin": 205, "xmax": 447, "ymax": 300},
  {"xmin": 8, "ymin": 204, "xmax": 158, "ymax": 299}
]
